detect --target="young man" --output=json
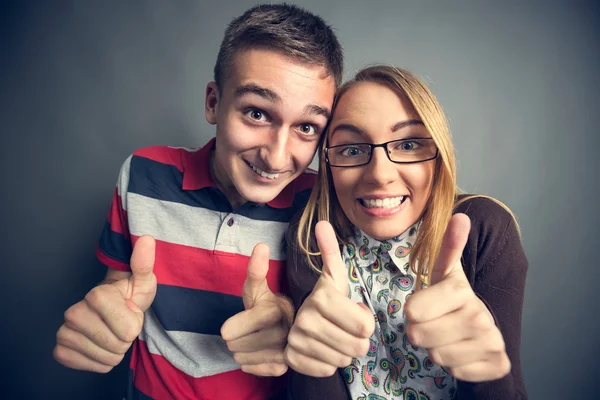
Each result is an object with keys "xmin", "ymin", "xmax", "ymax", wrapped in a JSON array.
[{"xmin": 53, "ymin": 4, "xmax": 342, "ymax": 399}]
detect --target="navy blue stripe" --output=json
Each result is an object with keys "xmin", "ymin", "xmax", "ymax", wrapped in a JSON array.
[
  {"xmin": 152, "ymin": 284, "xmax": 244, "ymax": 335},
  {"xmin": 128, "ymin": 155, "xmax": 311, "ymax": 222},
  {"xmin": 98, "ymin": 220, "xmax": 132, "ymax": 264}
]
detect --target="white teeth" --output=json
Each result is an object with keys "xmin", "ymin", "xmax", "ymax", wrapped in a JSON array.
[
  {"xmin": 362, "ymin": 196, "xmax": 405, "ymax": 209},
  {"xmin": 251, "ymin": 164, "xmax": 280, "ymax": 180}
]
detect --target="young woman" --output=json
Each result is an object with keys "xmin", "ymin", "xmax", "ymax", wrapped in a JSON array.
[{"xmin": 284, "ymin": 66, "xmax": 528, "ymax": 399}]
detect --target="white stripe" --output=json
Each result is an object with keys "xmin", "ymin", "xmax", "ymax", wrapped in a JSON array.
[
  {"xmin": 167, "ymin": 146, "xmax": 199, "ymax": 152},
  {"xmin": 127, "ymin": 193, "xmax": 289, "ymax": 260},
  {"xmin": 116, "ymin": 155, "xmax": 132, "ymax": 211},
  {"xmin": 140, "ymin": 309, "xmax": 240, "ymax": 378}
]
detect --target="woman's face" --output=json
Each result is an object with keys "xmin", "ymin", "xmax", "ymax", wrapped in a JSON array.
[{"xmin": 327, "ymin": 82, "xmax": 437, "ymax": 240}]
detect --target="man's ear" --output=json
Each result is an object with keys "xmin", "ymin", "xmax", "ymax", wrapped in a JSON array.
[{"xmin": 205, "ymin": 82, "xmax": 220, "ymax": 125}]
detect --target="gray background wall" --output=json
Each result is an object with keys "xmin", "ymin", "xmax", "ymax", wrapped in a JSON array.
[{"xmin": 1, "ymin": 0, "xmax": 598, "ymax": 398}]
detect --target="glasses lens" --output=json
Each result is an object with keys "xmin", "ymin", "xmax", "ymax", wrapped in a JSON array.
[
  {"xmin": 327, "ymin": 144, "xmax": 372, "ymax": 166},
  {"xmin": 388, "ymin": 139, "xmax": 437, "ymax": 163}
]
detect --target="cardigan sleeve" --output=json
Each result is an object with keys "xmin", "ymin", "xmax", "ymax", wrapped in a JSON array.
[
  {"xmin": 454, "ymin": 196, "xmax": 529, "ymax": 400},
  {"xmin": 284, "ymin": 211, "xmax": 350, "ymax": 400}
]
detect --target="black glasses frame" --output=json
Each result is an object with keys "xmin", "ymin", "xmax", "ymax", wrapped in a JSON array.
[{"xmin": 325, "ymin": 138, "xmax": 439, "ymax": 168}]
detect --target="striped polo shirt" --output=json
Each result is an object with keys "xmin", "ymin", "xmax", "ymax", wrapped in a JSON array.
[{"xmin": 96, "ymin": 138, "xmax": 315, "ymax": 400}]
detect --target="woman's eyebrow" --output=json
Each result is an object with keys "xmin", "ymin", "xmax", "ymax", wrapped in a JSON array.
[
  {"xmin": 391, "ymin": 119, "xmax": 424, "ymax": 132},
  {"xmin": 329, "ymin": 123, "xmax": 366, "ymax": 140}
]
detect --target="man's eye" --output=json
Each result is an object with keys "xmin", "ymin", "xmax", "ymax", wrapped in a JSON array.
[
  {"xmin": 298, "ymin": 124, "xmax": 317, "ymax": 136},
  {"xmin": 246, "ymin": 109, "xmax": 267, "ymax": 121}
]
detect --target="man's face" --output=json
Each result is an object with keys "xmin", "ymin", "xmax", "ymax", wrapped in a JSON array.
[{"xmin": 205, "ymin": 49, "xmax": 336, "ymax": 207}]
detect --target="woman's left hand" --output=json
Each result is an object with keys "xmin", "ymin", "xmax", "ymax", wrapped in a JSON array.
[{"xmin": 404, "ymin": 213, "xmax": 511, "ymax": 382}]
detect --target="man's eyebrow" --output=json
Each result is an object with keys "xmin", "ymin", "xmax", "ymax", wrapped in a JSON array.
[
  {"xmin": 391, "ymin": 119, "xmax": 424, "ymax": 132},
  {"xmin": 234, "ymin": 84, "xmax": 280, "ymax": 103},
  {"xmin": 304, "ymin": 104, "xmax": 331, "ymax": 120}
]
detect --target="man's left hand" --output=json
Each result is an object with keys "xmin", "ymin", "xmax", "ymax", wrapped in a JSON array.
[{"xmin": 221, "ymin": 243, "xmax": 294, "ymax": 377}]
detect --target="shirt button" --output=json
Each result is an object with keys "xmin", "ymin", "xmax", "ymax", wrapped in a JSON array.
[{"xmin": 227, "ymin": 217, "xmax": 234, "ymax": 226}]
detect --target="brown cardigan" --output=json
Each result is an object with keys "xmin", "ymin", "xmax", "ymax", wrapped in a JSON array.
[{"xmin": 284, "ymin": 196, "xmax": 528, "ymax": 400}]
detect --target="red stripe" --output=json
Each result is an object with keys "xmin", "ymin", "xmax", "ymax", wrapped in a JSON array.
[
  {"xmin": 96, "ymin": 246, "xmax": 130, "ymax": 271},
  {"xmin": 108, "ymin": 187, "xmax": 129, "ymax": 237},
  {"xmin": 131, "ymin": 339, "xmax": 285, "ymax": 400},
  {"xmin": 294, "ymin": 171, "xmax": 317, "ymax": 192},
  {"xmin": 133, "ymin": 146, "xmax": 185, "ymax": 171},
  {"xmin": 130, "ymin": 235, "xmax": 287, "ymax": 297}
]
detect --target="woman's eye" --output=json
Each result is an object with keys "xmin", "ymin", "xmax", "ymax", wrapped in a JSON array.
[
  {"xmin": 298, "ymin": 124, "xmax": 317, "ymax": 136},
  {"xmin": 398, "ymin": 140, "xmax": 421, "ymax": 151},
  {"xmin": 341, "ymin": 147, "xmax": 362, "ymax": 156}
]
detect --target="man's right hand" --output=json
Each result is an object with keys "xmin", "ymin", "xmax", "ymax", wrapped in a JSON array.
[
  {"xmin": 284, "ymin": 221, "xmax": 375, "ymax": 377},
  {"xmin": 53, "ymin": 235, "xmax": 157, "ymax": 373}
]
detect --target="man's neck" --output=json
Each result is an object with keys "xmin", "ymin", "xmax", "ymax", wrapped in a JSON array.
[{"xmin": 209, "ymin": 151, "xmax": 247, "ymax": 209}]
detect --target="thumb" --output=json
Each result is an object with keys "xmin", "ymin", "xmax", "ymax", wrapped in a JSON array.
[
  {"xmin": 430, "ymin": 213, "xmax": 471, "ymax": 285},
  {"xmin": 128, "ymin": 235, "xmax": 157, "ymax": 312},
  {"xmin": 315, "ymin": 221, "xmax": 348, "ymax": 295},
  {"xmin": 242, "ymin": 243, "xmax": 271, "ymax": 310}
]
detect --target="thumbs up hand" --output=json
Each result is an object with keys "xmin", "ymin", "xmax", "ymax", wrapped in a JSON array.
[
  {"xmin": 221, "ymin": 243, "xmax": 294, "ymax": 377},
  {"xmin": 284, "ymin": 221, "xmax": 375, "ymax": 377},
  {"xmin": 405, "ymin": 214, "xmax": 511, "ymax": 382},
  {"xmin": 54, "ymin": 235, "xmax": 157, "ymax": 373}
]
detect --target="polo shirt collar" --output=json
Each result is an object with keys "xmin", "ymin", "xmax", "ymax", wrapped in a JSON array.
[{"xmin": 182, "ymin": 137, "xmax": 296, "ymax": 209}]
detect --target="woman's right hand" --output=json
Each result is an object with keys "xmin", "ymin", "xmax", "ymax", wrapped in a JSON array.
[{"xmin": 284, "ymin": 221, "xmax": 375, "ymax": 377}]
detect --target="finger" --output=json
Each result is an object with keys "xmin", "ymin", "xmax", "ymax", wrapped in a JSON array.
[
  {"xmin": 430, "ymin": 213, "xmax": 471, "ymax": 285},
  {"xmin": 53, "ymin": 344, "xmax": 113, "ymax": 373},
  {"xmin": 129, "ymin": 235, "xmax": 157, "ymax": 312},
  {"xmin": 82, "ymin": 285, "xmax": 143, "ymax": 343},
  {"xmin": 287, "ymin": 329, "xmax": 353, "ymax": 368},
  {"xmin": 56, "ymin": 324, "xmax": 126, "ymax": 367},
  {"xmin": 407, "ymin": 301, "xmax": 495, "ymax": 347},
  {"xmin": 241, "ymin": 363, "xmax": 288, "ymax": 377},
  {"xmin": 449, "ymin": 353, "xmax": 511, "ymax": 382},
  {"xmin": 293, "ymin": 307, "xmax": 370, "ymax": 358},
  {"xmin": 308, "ymin": 284, "xmax": 375, "ymax": 339},
  {"xmin": 404, "ymin": 279, "xmax": 473, "ymax": 323},
  {"xmin": 427, "ymin": 328, "xmax": 506, "ymax": 369},
  {"xmin": 284, "ymin": 347, "xmax": 340, "ymax": 378},
  {"xmin": 242, "ymin": 243, "xmax": 271, "ymax": 310},
  {"xmin": 232, "ymin": 348, "xmax": 286, "ymax": 366},
  {"xmin": 315, "ymin": 221, "xmax": 348, "ymax": 295},
  {"xmin": 225, "ymin": 323, "xmax": 287, "ymax": 353},
  {"xmin": 221, "ymin": 301, "xmax": 281, "ymax": 341}
]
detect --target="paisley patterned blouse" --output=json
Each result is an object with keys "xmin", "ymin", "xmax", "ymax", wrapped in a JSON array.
[{"xmin": 343, "ymin": 222, "xmax": 456, "ymax": 400}]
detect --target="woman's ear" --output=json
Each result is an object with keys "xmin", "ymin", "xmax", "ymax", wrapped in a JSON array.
[{"xmin": 205, "ymin": 82, "xmax": 220, "ymax": 125}]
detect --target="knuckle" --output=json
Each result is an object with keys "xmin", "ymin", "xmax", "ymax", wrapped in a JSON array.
[
  {"xmin": 283, "ymin": 347, "xmax": 296, "ymax": 367},
  {"xmin": 353, "ymin": 338, "xmax": 370, "ymax": 357},
  {"xmin": 428, "ymin": 348, "xmax": 445, "ymax": 366},
  {"xmin": 85, "ymin": 286, "xmax": 107, "ymax": 307},
  {"xmin": 336, "ymin": 355, "xmax": 352, "ymax": 368},
  {"xmin": 270, "ymin": 363, "xmax": 288, "ymax": 377},
  {"xmin": 63, "ymin": 304, "xmax": 82, "ymax": 326},
  {"xmin": 294, "ymin": 312, "xmax": 314, "ymax": 334},
  {"xmin": 321, "ymin": 364, "xmax": 337, "ymax": 377},
  {"xmin": 489, "ymin": 332, "xmax": 506, "ymax": 353},
  {"xmin": 232, "ymin": 352, "xmax": 243, "ymax": 365},
  {"xmin": 53, "ymin": 345, "xmax": 69, "ymax": 364},
  {"xmin": 121, "ymin": 319, "xmax": 142, "ymax": 342},
  {"xmin": 470, "ymin": 309, "xmax": 493, "ymax": 333},
  {"xmin": 356, "ymin": 317, "xmax": 374, "ymax": 339},
  {"xmin": 405, "ymin": 324, "xmax": 419, "ymax": 346}
]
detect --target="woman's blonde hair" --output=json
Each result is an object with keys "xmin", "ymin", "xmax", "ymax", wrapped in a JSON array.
[{"xmin": 297, "ymin": 65, "xmax": 518, "ymax": 287}]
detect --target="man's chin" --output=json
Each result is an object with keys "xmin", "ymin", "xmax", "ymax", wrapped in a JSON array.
[{"xmin": 238, "ymin": 185, "xmax": 284, "ymax": 205}]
